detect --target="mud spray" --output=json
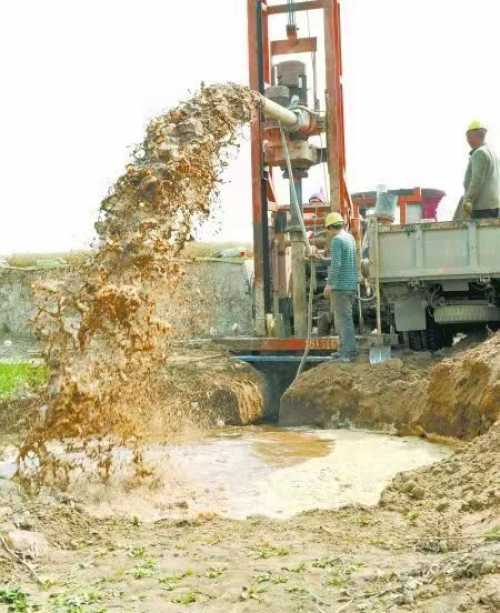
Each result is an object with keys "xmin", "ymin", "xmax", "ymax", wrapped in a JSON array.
[{"xmin": 19, "ymin": 84, "xmax": 259, "ymax": 488}]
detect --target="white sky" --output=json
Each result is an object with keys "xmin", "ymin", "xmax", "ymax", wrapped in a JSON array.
[{"xmin": 1, "ymin": 0, "xmax": 500, "ymax": 254}]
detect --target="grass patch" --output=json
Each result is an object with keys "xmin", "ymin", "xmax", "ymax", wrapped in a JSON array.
[
  {"xmin": 5, "ymin": 251, "xmax": 91, "ymax": 269},
  {"xmin": 0, "ymin": 363, "xmax": 49, "ymax": 398},
  {"xmin": 172, "ymin": 591, "xmax": 197, "ymax": 605},
  {"xmin": 0, "ymin": 586, "xmax": 30, "ymax": 611},
  {"xmin": 49, "ymin": 588, "xmax": 105, "ymax": 610},
  {"xmin": 484, "ymin": 526, "xmax": 500, "ymax": 542},
  {"xmin": 253, "ymin": 544, "xmax": 289, "ymax": 559}
]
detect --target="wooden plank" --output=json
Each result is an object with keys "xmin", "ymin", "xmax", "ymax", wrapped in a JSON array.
[
  {"xmin": 183, "ymin": 335, "xmax": 391, "ymax": 353},
  {"xmin": 271, "ymin": 37, "xmax": 317, "ymax": 56},
  {"xmin": 211, "ymin": 336, "xmax": 339, "ymax": 352}
]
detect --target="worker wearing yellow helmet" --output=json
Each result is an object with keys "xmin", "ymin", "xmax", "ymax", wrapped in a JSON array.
[
  {"xmin": 460, "ymin": 120, "xmax": 500, "ymax": 219},
  {"xmin": 323, "ymin": 212, "xmax": 358, "ymax": 362}
]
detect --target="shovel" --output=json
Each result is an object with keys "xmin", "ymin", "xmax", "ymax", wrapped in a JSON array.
[
  {"xmin": 369, "ymin": 338, "xmax": 392, "ymax": 364},
  {"xmin": 369, "ymin": 218, "xmax": 392, "ymax": 365}
]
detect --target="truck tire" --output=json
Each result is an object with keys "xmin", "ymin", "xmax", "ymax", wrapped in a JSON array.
[
  {"xmin": 408, "ymin": 330, "xmax": 424, "ymax": 351},
  {"xmin": 426, "ymin": 325, "xmax": 443, "ymax": 352}
]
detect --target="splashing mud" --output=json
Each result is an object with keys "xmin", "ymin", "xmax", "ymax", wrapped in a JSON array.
[{"xmin": 20, "ymin": 84, "xmax": 259, "ymax": 487}]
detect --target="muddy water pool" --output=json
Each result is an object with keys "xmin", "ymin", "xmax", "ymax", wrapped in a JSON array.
[
  {"xmin": 148, "ymin": 427, "xmax": 451, "ymax": 519},
  {"xmin": 9, "ymin": 426, "xmax": 452, "ymax": 521}
]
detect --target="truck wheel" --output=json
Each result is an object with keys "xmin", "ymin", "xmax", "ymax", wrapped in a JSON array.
[
  {"xmin": 408, "ymin": 331, "xmax": 424, "ymax": 351},
  {"xmin": 426, "ymin": 325, "xmax": 443, "ymax": 352}
]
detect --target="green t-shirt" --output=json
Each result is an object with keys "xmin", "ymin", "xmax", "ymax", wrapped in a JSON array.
[{"xmin": 328, "ymin": 230, "xmax": 358, "ymax": 291}]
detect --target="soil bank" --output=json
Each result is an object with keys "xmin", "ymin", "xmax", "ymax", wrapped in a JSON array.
[{"xmin": 280, "ymin": 334, "xmax": 500, "ymax": 440}]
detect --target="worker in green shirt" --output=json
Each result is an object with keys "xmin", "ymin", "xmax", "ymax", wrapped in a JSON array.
[
  {"xmin": 323, "ymin": 212, "xmax": 358, "ymax": 362},
  {"xmin": 462, "ymin": 120, "xmax": 500, "ymax": 219}
]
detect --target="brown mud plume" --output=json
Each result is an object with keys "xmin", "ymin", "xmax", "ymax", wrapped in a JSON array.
[{"xmin": 19, "ymin": 84, "xmax": 259, "ymax": 486}]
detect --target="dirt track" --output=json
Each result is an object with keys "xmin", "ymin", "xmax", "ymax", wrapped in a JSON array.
[{"xmin": 1, "ymin": 470, "xmax": 498, "ymax": 612}]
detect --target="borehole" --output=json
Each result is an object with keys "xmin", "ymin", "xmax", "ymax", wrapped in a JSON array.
[{"xmin": 250, "ymin": 360, "xmax": 300, "ymax": 422}]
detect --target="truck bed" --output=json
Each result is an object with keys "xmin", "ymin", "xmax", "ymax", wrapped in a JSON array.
[{"xmin": 370, "ymin": 219, "xmax": 500, "ymax": 282}]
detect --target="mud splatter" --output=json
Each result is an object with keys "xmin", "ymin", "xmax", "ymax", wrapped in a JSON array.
[{"xmin": 19, "ymin": 84, "xmax": 259, "ymax": 486}]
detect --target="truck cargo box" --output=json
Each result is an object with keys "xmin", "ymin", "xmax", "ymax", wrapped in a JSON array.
[{"xmin": 370, "ymin": 219, "xmax": 500, "ymax": 283}]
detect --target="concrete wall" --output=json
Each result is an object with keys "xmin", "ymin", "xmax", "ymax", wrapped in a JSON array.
[
  {"xmin": 158, "ymin": 259, "xmax": 254, "ymax": 338},
  {"xmin": 0, "ymin": 260, "xmax": 254, "ymax": 340},
  {"xmin": 0, "ymin": 268, "xmax": 56, "ymax": 338}
]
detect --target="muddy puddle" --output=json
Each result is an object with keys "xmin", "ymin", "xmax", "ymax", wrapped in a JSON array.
[
  {"xmin": 153, "ymin": 427, "xmax": 451, "ymax": 520},
  {"xmin": 8, "ymin": 426, "xmax": 451, "ymax": 521}
]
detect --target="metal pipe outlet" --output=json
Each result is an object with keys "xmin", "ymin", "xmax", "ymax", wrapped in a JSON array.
[{"xmin": 260, "ymin": 96, "xmax": 299, "ymax": 129}]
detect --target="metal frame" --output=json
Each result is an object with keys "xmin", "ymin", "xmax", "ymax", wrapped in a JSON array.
[
  {"xmin": 247, "ymin": 0, "xmax": 349, "ymax": 344},
  {"xmin": 214, "ymin": 336, "xmax": 339, "ymax": 352},
  {"xmin": 248, "ymin": 0, "xmax": 272, "ymax": 335},
  {"xmin": 352, "ymin": 188, "xmax": 444, "ymax": 224}
]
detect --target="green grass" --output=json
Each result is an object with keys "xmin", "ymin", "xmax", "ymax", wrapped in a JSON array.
[
  {"xmin": 0, "ymin": 586, "xmax": 30, "ymax": 612},
  {"xmin": 253, "ymin": 544, "xmax": 289, "ymax": 559},
  {"xmin": 0, "ymin": 363, "xmax": 49, "ymax": 398},
  {"xmin": 3, "ymin": 243, "xmax": 253, "ymax": 269},
  {"xmin": 5, "ymin": 251, "xmax": 91, "ymax": 269},
  {"xmin": 484, "ymin": 526, "xmax": 500, "ymax": 542}
]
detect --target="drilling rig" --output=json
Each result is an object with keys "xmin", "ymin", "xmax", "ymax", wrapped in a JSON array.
[
  {"xmin": 214, "ymin": 0, "xmax": 500, "ymax": 383},
  {"xmin": 242, "ymin": 0, "xmax": 356, "ymax": 358}
]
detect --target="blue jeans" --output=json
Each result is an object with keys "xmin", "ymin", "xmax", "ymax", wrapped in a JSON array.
[{"xmin": 332, "ymin": 290, "xmax": 358, "ymax": 358}]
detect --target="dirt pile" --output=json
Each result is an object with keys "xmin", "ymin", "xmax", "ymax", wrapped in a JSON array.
[
  {"xmin": 281, "ymin": 334, "xmax": 500, "ymax": 440},
  {"xmin": 417, "ymin": 333, "xmax": 500, "ymax": 439},
  {"xmin": 19, "ymin": 84, "xmax": 260, "ymax": 483},
  {"xmin": 382, "ymin": 418, "xmax": 500, "ymax": 519},
  {"xmin": 279, "ymin": 356, "xmax": 431, "ymax": 432},
  {"xmin": 0, "ymin": 355, "xmax": 266, "ymax": 459},
  {"xmin": 151, "ymin": 352, "xmax": 267, "ymax": 433}
]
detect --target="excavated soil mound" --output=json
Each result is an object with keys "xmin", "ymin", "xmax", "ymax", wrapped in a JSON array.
[
  {"xmin": 382, "ymin": 419, "xmax": 500, "ymax": 518},
  {"xmin": 417, "ymin": 333, "xmax": 500, "ymax": 439},
  {"xmin": 148, "ymin": 351, "xmax": 266, "ymax": 435},
  {"xmin": 281, "ymin": 334, "xmax": 500, "ymax": 440},
  {"xmin": 279, "ymin": 356, "xmax": 432, "ymax": 432}
]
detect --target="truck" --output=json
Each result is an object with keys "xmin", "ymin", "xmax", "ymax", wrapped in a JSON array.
[{"xmin": 367, "ymin": 218, "xmax": 500, "ymax": 351}]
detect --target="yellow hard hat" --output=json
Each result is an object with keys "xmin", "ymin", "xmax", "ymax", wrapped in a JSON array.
[
  {"xmin": 467, "ymin": 120, "xmax": 487, "ymax": 132},
  {"xmin": 324, "ymin": 212, "xmax": 344, "ymax": 228}
]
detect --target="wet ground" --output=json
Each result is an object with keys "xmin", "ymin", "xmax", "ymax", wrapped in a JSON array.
[
  {"xmin": 158, "ymin": 427, "xmax": 451, "ymax": 520},
  {"xmin": 8, "ymin": 426, "xmax": 451, "ymax": 522},
  {"xmin": 2, "ymin": 422, "xmax": 498, "ymax": 612}
]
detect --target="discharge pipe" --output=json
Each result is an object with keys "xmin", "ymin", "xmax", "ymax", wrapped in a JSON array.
[{"xmin": 259, "ymin": 95, "xmax": 315, "ymax": 134}]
